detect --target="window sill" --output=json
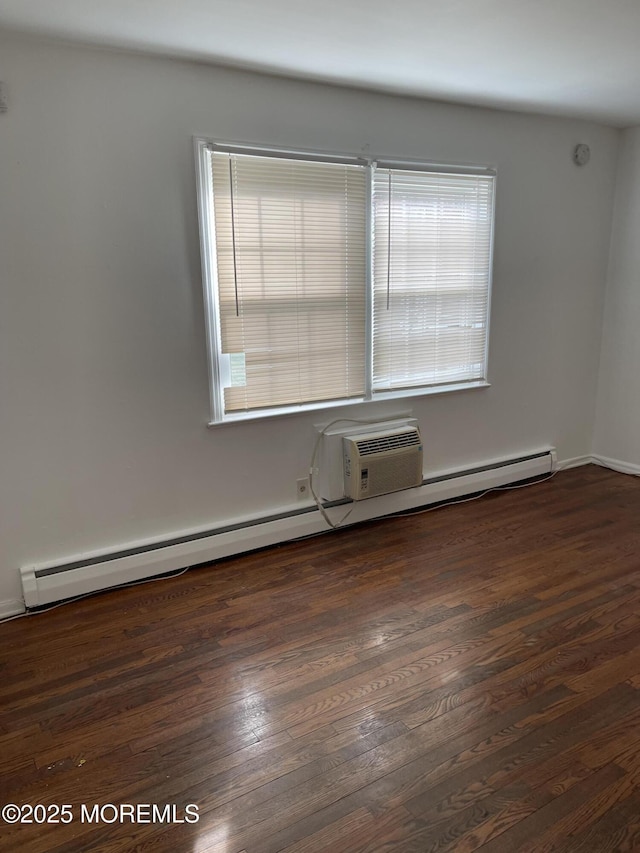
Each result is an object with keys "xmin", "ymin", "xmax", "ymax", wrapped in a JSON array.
[{"xmin": 206, "ymin": 380, "xmax": 490, "ymax": 427}]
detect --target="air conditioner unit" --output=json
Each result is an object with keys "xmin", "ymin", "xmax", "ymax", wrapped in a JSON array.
[{"xmin": 343, "ymin": 426, "xmax": 423, "ymax": 500}]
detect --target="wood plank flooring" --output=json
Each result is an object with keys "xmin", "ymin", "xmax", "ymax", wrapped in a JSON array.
[{"xmin": 2, "ymin": 464, "xmax": 640, "ymax": 852}]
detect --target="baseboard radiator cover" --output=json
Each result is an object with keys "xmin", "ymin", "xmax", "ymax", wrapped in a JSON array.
[{"xmin": 20, "ymin": 447, "xmax": 556, "ymax": 609}]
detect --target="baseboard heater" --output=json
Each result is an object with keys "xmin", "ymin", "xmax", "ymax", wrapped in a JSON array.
[{"xmin": 20, "ymin": 448, "xmax": 556, "ymax": 608}]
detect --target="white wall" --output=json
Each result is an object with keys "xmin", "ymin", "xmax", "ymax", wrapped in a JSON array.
[
  {"xmin": 593, "ymin": 127, "xmax": 640, "ymax": 472},
  {"xmin": 0, "ymin": 34, "xmax": 620, "ymax": 609}
]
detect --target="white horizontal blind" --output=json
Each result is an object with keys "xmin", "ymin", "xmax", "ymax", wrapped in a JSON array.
[
  {"xmin": 372, "ymin": 167, "xmax": 494, "ymax": 392},
  {"xmin": 210, "ymin": 151, "xmax": 367, "ymax": 413}
]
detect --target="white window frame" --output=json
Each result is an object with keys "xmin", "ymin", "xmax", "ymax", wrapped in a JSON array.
[{"xmin": 195, "ymin": 138, "xmax": 496, "ymax": 425}]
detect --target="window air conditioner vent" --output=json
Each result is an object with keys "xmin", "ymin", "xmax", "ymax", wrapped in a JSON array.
[{"xmin": 355, "ymin": 431, "xmax": 422, "ymax": 456}]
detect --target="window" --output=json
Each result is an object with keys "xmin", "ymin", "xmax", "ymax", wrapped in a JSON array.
[{"xmin": 196, "ymin": 140, "xmax": 495, "ymax": 423}]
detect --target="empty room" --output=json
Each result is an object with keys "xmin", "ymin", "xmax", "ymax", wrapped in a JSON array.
[{"xmin": 2, "ymin": 1, "xmax": 640, "ymax": 851}]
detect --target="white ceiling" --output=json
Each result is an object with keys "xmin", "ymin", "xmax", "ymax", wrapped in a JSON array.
[{"xmin": 1, "ymin": 0, "xmax": 640, "ymax": 127}]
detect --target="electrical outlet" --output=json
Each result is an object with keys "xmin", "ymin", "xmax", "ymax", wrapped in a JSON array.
[{"xmin": 296, "ymin": 477, "xmax": 310, "ymax": 501}]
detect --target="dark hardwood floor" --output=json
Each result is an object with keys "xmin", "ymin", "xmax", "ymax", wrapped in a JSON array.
[{"xmin": 2, "ymin": 464, "xmax": 640, "ymax": 852}]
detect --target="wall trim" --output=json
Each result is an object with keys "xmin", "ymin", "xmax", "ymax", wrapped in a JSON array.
[
  {"xmin": 0, "ymin": 599, "xmax": 26, "ymax": 619},
  {"xmin": 591, "ymin": 454, "xmax": 640, "ymax": 476},
  {"xmin": 560, "ymin": 453, "xmax": 640, "ymax": 476},
  {"xmin": 558, "ymin": 455, "xmax": 593, "ymax": 470}
]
